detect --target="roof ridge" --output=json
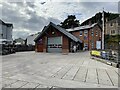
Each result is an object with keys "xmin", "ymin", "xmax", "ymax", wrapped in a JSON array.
[{"xmin": 34, "ymin": 22, "xmax": 82, "ymax": 43}]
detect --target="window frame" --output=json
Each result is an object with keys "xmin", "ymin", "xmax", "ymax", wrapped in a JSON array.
[
  {"xmin": 96, "ymin": 30, "xmax": 98, "ymax": 36},
  {"xmin": 91, "ymin": 30, "xmax": 94, "ymax": 36},
  {"xmin": 80, "ymin": 31, "xmax": 83, "ymax": 36}
]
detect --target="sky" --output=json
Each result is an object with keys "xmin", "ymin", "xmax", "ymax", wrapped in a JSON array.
[{"xmin": 0, "ymin": 0, "xmax": 120, "ymax": 39}]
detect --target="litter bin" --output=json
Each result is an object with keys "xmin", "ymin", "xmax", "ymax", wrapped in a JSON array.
[{"xmin": 101, "ymin": 51, "xmax": 107, "ymax": 59}]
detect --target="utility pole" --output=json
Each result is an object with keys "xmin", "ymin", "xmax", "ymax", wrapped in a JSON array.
[{"xmin": 102, "ymin": 8, "xmax": 105, "ymax": 50}]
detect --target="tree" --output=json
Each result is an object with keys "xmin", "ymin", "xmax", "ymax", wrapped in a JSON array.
[{"xmin": 60, "ymin": 15, "xmax": 80, "ymax": 29}]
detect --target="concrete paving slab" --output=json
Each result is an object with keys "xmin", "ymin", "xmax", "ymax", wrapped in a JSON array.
[
  {"xmin": 1, "ymin": 51, "xmax": 119, "ymax": 88},
  {"xmin": 74, "ymin": 66, "xmax": 88, "ymax": 82},
  {"xmin": 62, "ymin": 67, "xmax": 79, "ymax": 80},
  {"xmin": 86, "ymin": 68, "xmax": 98, "ymax": 84},
  {"xmin": 2, "ymin": 78, "xmax": 18, "ymax": 88},
  {"xmin": 97, "ymin": 69, "xmax": 113, "ymax": 86},
  {"xmin": 106, "ymin": 69, "xmax": 118, "ymax": 86},
  {"xmin": 5, "ymin": 80, "xmax": 28, "ymax": 88}
]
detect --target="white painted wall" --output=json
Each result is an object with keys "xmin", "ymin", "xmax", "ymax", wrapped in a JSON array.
[
  {"xmin": 6, "ymin": 26, "xmax": 12, "ymax": 41},
  {"xmin": 0, "ymin": 22, "xmax": 13, "ymax": 41},
  {"xmin": 26, "ymin": 33, "xmax": 39, "ymax": 45},
  {"xmin": 0, "ymin": 24, "xmax": 2, "ymax": 39},
  {"xmin": 2, "ymin": 24, "xmax": 7, "ymax": 39}
]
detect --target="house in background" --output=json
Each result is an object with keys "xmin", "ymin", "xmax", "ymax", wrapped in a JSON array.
[
  {"xmin": 0, "ymin": 19, "xmax": 13, "ymax": 43},
  {"xmin": 14, "ymin": 38, "xmax": 25, "ymax": 45},
  {"xmin": 34, "ymin": 22, "xmax": 82, "ymax": 53},
  {"xmin": 26, "ymin": 32, "xmax": 40, "ymax": 46},
  {"xmin": 67, "ymin": 23, "xmax": 102, "ymax": 50},
  {"xmin": 105, "ymin": 17, "xmax": 120, "ymax": 35},
  {"xmin": 105, "ymin": 16, "xmax": 120, "ymax": 50}
]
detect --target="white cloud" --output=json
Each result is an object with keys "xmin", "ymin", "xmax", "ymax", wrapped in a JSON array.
[{"xmin": 1, "ymin": 1, "xmax": 119, "ymax": 39}]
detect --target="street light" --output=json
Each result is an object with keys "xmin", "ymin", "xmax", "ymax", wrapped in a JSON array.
[{"xmin": 102, "ymin": 8, "xmax": 105, "ymax": 50}]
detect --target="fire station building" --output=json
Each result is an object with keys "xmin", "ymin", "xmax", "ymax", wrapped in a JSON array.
[{"xmin": 34, "ymin": 22, "xmax": 102, "ymax": 53}]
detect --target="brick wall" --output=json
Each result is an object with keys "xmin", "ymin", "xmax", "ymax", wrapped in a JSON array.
[
  {"xmin": 71, "ymin": 25, "xmax": 102, "ymax": 50},
  {"xmin": 62, "ymin": 35, "xmax": 69, "ymax": 53},
  {"xmin": 35, "ymin": 26, "xmax": 70, "ymax": 53}
]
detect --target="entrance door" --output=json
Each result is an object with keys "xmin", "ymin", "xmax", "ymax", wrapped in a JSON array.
[{"xmin": 47, "ymin": 36, "xmax": 62, "ymax": 53}]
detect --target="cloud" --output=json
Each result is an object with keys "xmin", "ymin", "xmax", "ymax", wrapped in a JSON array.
[
  {"xmin": 1, "ymin": 1, "xmax": 119, "ymax": 39},
  {"xmin": 1, "ymin": 1, "xmax": 61, "ymax": 39}
]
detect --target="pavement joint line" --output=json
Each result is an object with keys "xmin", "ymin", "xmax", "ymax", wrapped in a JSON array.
[
  {"xmin": 51, "ymin": 65, "xmax": 71, "ymax": 78},
  {"xmin": 72, "ymin": 67, "xmax": 81, "ymax": 80},
  {"xmin": 96, "ymin": 68, "xmax": 99, "ymax": 84},
  {"xmin": 2, "ymin": 51, "xmax": 118, "ymax": 88},
  {"xmin": 2, "ymin": 79, "xmax": 19, "ymax": 88},
  {"xmin": 84, "ymin": 68, "xmax": 88, "ymax": 82},
  {"xmin": 114, "ymin": 69, "xmax": 120, "ymax": 77},
  {"xmin": 60, "ymin": 65, "xmax": 74, "ymax": 79},
  {"xmin": 16, "ymin": 81, "xmax": 29, "ymax": 89},
  {"xmin": 3, "ymin": 78, "xmax": 53, "ymax": 89},
  {"xmin": 50, "ymin": 66, "xmax": 65, "ymax": 78},
  {"xmin": 105, "ymin": 69, "xmax": 114, "ymax": 86},
  {"xmin": 34, "ymin": 83, "xmax": 42, "ymax": 89}
]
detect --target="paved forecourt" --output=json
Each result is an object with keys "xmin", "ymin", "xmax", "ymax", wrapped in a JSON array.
[{"xmin": 1, "ymin": 51, "xmax": 119, "ymax": 89}]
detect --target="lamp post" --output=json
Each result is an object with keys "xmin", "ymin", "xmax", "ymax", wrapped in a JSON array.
[{"xmin": 102, "ymin": 8, "xmax": 105, "ymax": 50}]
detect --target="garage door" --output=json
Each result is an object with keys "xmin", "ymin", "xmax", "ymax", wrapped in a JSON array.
[{"xmin": 47, "ymin": 36, "xmax": 62, "ymax": 53}]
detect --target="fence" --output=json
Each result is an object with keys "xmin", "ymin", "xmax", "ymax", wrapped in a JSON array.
[{"xmin": 15, "ymin": 45, "xmax": 35, "ymax": 52}]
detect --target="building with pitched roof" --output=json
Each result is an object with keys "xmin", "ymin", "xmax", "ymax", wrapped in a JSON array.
[
  {"xmin": 34, "ymin": 22, "xmax": 102, "ymax": 53},
  {"xmin": 67, "ymin": 23, "xmax": 102, "ymax": 50},
  {"xmin": 105, "ymin": 17, "xmax": 120, "ymax": 35},
  {"xmin": 0, "ymin": 19, "xmax": 13, "ymax": 42}
]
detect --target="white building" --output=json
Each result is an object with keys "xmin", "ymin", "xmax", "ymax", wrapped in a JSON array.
[
  {"xmin": 0, "ymin": 19, "xmax": 13, "ymax": 42},
  {"xmin": 26, "ymin": 32, "xmax": 40, "ymax": 46}
]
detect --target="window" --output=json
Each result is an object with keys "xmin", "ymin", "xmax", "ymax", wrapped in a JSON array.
[
  {"xmin": 92, "ymin": 42, "xmax": 94, "ymax": 49},
  {"xmin": 91, "ymin": 30, "xmax": 94, "ymax": 36},
  {"xmin": 111, "ymin": 30, "xmax": 115, "ymax": 34},
  {"xmin": 84, "ymin": 30, "xmax": 88, "ymax": 35},
  {"xmin": 96, "ymin": 31, "xmax": 98, "ymax": 36},
  {"xmin": 110, "ymin": 23, "xmax": 113, "ymax": 26},
  {"xmin": 80, "ymin": 31, "xmax": 82, "ymax": 36},
  {"xmin": 84, "ymin": 43, "xmax": 88, "ymax": 49}
]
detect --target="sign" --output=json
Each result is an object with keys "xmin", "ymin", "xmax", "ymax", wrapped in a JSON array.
[{"xmin": 96, "ymin": 41, "xmax": 101, "ymax": 50}]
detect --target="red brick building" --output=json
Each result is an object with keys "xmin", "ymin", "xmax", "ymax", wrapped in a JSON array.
[
  {"xmin": 67, "ymin": 23, "xmax": 102, "ymax": 50},
  {"xmin": 34, "ymin": 22, "xmax": 82, "ymax": 53},
  {"xmin": 34, "ymin": 22, "xmax": 102, "ymax": 53}
]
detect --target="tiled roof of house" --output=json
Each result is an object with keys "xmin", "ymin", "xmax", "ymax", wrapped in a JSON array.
[
  {"xmin": 66, "ymin": 23, "xmax": 98, "ymax": 32},
  {"xmin": 34, "ymin": 22, "xmax": 82, "ymax": 43},
  {"xmin": 0, "ymin": 19, "xmax": 13, "ymax": 27},
  {"xmin": 106, "ymin": 17, "xmax": 120, "ymax": 23}
]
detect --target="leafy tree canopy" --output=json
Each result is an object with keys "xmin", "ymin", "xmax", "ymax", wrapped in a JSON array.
[{"xmin": 60, "ymin": 15, "xmax": 80, "ymax": 29}]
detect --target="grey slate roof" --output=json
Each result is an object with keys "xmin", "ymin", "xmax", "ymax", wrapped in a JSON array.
[
  {"xmin": 34, "ymin": 22, "xmax": 82, "ymax": 43},
  {"xmin": 106, "ymin": 17, "xmax": 120, "ymax": 23},
  {"xmin": 0, "ymin": 19, "xmax": 13, "ymax": 27},
  {"xmin": 66, "ymin": 23, "xmax": 98, "ymax": 32}
]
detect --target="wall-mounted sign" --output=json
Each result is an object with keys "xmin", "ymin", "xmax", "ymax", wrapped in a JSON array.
[{"xmin": 38, "ymin": 39, "xmax": 42, "ymax": 44}]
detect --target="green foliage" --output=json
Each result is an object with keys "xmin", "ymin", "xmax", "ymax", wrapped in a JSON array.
[
  {"xmin": 105, "ymin": 35, "xmax": 120, "ymax": 43},
  {"xmin": 60, "ymin": 15, "xmax": 80, "ymax": 29},
  {"xmin": 81, "ymin": 11, "xmax": 120, "ymax": 26}
]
